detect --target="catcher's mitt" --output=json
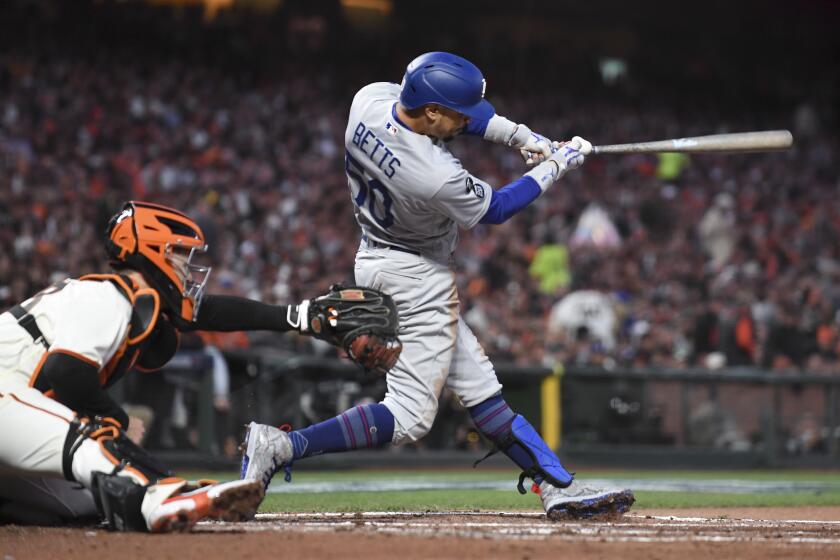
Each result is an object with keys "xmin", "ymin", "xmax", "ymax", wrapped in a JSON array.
[{"xmin": 306, "ymin": 284, "xmax": 401, "ymax": 375}]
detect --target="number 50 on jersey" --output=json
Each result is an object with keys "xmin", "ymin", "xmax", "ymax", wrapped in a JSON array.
[{"xmin": 346, "ymin": 151, "xmax": 395, "ymax": 230}]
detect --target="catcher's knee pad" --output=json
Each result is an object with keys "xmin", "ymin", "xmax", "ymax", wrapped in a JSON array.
[
  {"xmin": 63, "ymin": 417, "xmax": 172, "ymax": 487},
  {"xmin": 90, "ymin": 472, "xmax": 148, "ymax": 532},
  {"xmin": 481, "ymin": 415, "xmax": 574, "ymax": 494}
]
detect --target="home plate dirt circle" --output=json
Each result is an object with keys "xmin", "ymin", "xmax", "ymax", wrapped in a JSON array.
[
  {"xmin": 196, "ymin": 510, "xmax": 840, "ymax": 545},
  {"xmin": 3, "ymin": 508, "xmax": 839, "ymax": 560}
]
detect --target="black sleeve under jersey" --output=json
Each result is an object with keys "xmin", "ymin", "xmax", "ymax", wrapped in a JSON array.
[
  {"xmin": 183, "ymin": 294, "xmax": 295, "ymax": 333},
  {"xmin": 42, "ymin": 353, "xmax": 129, "ymax": 428}
]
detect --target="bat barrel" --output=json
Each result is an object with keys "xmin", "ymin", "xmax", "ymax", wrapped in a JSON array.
[{"xmin": 591, "ymin": 130, "xmax": 793, "ymax": 155}]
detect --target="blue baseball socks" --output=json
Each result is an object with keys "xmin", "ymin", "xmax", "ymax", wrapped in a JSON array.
[{"xmin": 288, "ymin": 403, "xmax": 395, "ymax": 459}]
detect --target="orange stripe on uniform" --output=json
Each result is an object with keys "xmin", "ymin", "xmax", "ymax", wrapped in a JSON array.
[
  {"xmin": 123, "ymin": 465, "xmax": 150, "ymax": 486},
  {"xmin": 96, "ymin": 436, "xmax": 150, "ymax": 486},
  {"xmin": 27, "ymin": 352, "xmax": 49, "ymax": 390},
  {"xmin": 48, "ymin": 349, "xmax": 101, "ymax": 369},
  {"xmin": 157, "ymin": 476, "xmax": 186, "ymax": 485},
  {"xmin": 101, "ymin": 416, "xmax": 124, "ymax": 428},
  {"xmin": 9, "ymin": 393, "xmax": 72, "ymax": 423}
]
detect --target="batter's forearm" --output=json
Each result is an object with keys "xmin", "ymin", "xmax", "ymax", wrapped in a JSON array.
[
  {"xmin": 479, "ymin": 176, "xmax": 542, "ymax": 225},
  {"xmin": 482, "ymin": 114, "xmax": 531, "ymax": 146},
  {"xmin": 465, "ymin": 115, "xmax": 491, "ymax": 136},
  {"xmin": 480, "ymin": 115, "xmax": 559, "ymax": 168},
  {"xmin": 463, "ymin": 113, "xmax": 531, "ymax": 146}
]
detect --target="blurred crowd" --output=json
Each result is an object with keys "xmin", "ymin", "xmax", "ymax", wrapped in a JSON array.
[{"xmin": 1, "ymin": 6, "xmax": 838, "ymax": 381}]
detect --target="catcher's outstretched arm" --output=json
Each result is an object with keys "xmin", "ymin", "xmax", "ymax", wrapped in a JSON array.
[
  {"xmin": 182, "ymin": 294, "xmax": 298, "ymax": 332},
  {"xmin": 176, "ymin": 289, "xmax": 402, "ymax": 375}
]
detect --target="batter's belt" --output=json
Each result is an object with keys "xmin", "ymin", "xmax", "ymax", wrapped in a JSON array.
[{"xmin": 362, "ymin": 235, "xmax": 421, "ymax": 256}]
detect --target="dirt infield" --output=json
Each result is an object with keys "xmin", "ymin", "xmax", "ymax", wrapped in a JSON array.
[{"xmin": 3, "ymin": 508, "xmax": 840, "ymax": 560}]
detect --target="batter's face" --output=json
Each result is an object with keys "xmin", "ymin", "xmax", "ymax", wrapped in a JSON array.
[{"xmin": 425, "ymin": 105, "xmax": 469, "ymax": 141}]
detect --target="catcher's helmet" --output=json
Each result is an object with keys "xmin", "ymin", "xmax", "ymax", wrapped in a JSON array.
[
  {"xmin": 106, "ymin": 201, "xmax": 211, "ymax": 322},
  {"xmin": 399, "ymin": 51, "xmax": 495, "ymax": 121}
]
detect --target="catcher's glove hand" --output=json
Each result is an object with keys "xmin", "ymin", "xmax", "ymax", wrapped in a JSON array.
[{"xmin": 292, "ymin": 284, "xmax": 402, "ymax": 375}]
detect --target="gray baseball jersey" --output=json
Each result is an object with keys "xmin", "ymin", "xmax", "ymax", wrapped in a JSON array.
[
  {"xmin": 346, "ymin": 83, "xmax": 501, "ymax": 444},
  {"xmin": 344, "ymin": 82, "xmax": 492, "ymax": 261}
]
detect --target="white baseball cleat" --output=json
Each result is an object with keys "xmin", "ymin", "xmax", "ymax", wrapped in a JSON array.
[
  {"xmin": 538, "ymin": 479, "xmax": 635, "ymax": 521},
  {"xmin": 147, "ymin": 479, "xmax": 265, "ymax": 533},
  {"xmin": 239, "ymin": 421, "xmax": 294, "ymax": 491}
]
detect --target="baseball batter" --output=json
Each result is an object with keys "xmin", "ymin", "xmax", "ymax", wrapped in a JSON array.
[
  {"xmin": 242, "ymin": 52, "xmax": 634, "ymax": 519},
  {"xmin": 0, "ymin": 201, "xmax": 398, "ymax": 529}
]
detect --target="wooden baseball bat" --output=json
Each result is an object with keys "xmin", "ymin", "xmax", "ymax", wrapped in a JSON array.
[{"xmin": 590, "ymin": 130, "xmax": 793, "ymax": 155}]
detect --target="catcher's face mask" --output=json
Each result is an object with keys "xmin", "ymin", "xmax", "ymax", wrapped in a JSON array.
[
  {"xmin": 106, "ymin": 201, "xmax": 211, "ymax": 323},
  {"xmin": 166, "ymin": 243, "xmax": 212, "ymax": 321}
]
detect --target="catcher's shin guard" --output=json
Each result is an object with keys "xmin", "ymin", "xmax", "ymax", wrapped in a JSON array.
[
  {"xmin": 91, "ymin": 472, "xmax": 148, "ymax": 531},
  {"xmin": 62, "ymin": 416, "xmax": 176, "ymax": 531},
  {"xmin": 62, "ymin": 416, "xmax": 172, "ymax": 487},
  {"xmin": 480, "ymin": 415, "xmax": 574, "ymax": 494}
]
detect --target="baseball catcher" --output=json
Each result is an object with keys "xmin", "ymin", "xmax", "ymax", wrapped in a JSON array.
[{"xmin": 0, "ymin": 200, "xmax": 401, "ymax": 530}]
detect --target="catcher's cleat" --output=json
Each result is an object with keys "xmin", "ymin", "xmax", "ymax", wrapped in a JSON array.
[
  {"xmin": 240, "ymin": 421, "xmax": 294, "ymax": 491},
  {"xmin": 538, "ymin": 479, "xmax": 635, "ymax": 521},
  {"xmin": 147, "ymin": 479, "xmax": 264, "ymax": 533}
]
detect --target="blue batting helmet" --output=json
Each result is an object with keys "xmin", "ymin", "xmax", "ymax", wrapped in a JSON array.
[{"xmin": 399, "ymin": 52, "xmax": 495, "ymax": 122}]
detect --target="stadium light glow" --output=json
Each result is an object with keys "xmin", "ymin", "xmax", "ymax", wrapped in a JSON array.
[{"xmin": 340, "ymin": 0, "xmax": 393, "ymax": 15}]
